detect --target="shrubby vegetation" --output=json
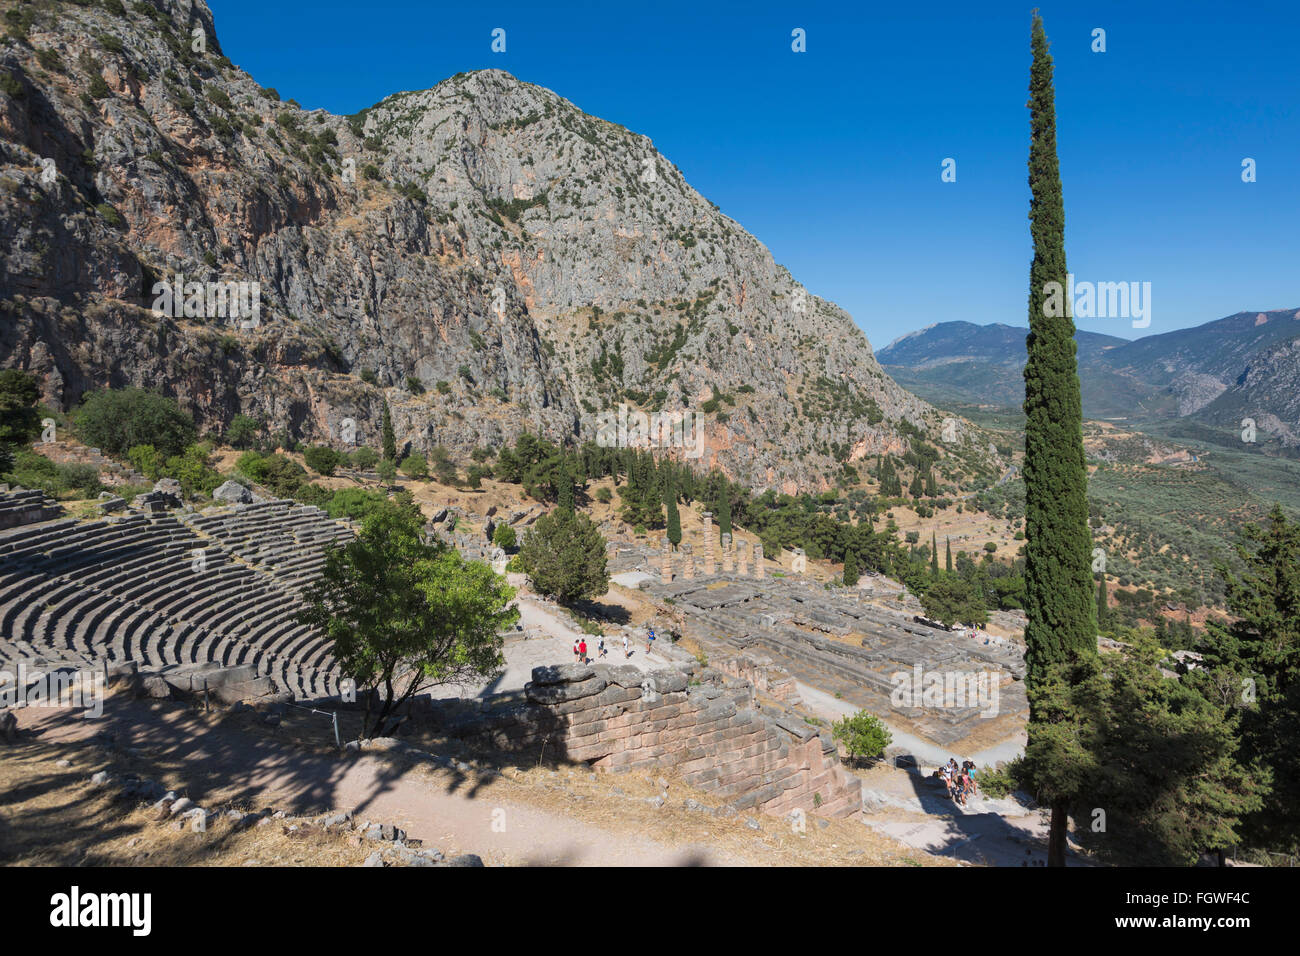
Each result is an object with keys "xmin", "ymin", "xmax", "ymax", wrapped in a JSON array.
[{"xmin": 73, "ymin": 388, "xmax": 196, "ymax": 457}]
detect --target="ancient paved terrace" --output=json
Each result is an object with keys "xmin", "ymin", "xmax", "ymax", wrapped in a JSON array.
[{"xmin": 604, "ymin": 528, "xmax": 1028, "ymax": 749}]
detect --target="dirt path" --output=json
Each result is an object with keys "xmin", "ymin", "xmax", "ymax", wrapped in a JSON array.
[{"xmin": 12, "ymin": 700, "xmax": 751, "ymax": 866}]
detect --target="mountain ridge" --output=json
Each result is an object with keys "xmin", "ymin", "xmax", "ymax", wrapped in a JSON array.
[
  {"xmin": 878, "ymin": 311, "xmax": 1300, "ymax": 441},
  {"xmin": 0, "ymin": 0, "xmax": 1002, "ymax": 492}
]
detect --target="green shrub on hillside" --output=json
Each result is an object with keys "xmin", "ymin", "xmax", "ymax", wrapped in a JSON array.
[{"xmin": 74, "ymin": 388, "xmax": 196, "ymax": 457}]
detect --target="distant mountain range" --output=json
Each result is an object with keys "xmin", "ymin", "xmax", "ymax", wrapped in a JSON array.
[{"xmin": 878, "ymin": 310, "xmax": 1300, "ymax": 445}]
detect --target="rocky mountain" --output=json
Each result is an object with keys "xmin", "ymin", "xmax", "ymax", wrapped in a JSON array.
[
  {"xmin": 879, "ymin": 311, "xmax": 1300, "ymax": 442},
  {"xmin": 0, "ymin": 0, "xmax": 999, "ymax": 492}
]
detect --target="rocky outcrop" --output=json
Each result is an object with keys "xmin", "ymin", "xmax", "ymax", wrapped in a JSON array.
[{"xmin": 0, "ymin": 0, "xmax": 994, "ymax": 491}]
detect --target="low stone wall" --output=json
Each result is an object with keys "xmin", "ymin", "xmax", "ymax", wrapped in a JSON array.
[
  {"xmin": 443, "ymin": 662, "xmax": 861, "ymax": 819},
  {"xmin": 712, "ymin": 653, "xmax": 802, "ymax": 704}
]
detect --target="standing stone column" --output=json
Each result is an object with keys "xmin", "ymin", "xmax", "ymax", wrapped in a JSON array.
[
  {"xmin": 702, "ymin": 513, "xmax": 716, "ymax": 575},
  {"xmin": 661, "ymin": 537, "xmax": 673, "ymax": 582},
  {"xmin": 754, "ymin": 542, "xmax": 765, "ymax": 579},
  {"xmin": 721, "ymin": 532, "xmax": 733, "ymax": 573},
  {"xmin": 683, "ymin": 543, "xmax": 695, "ymax": 579},
  {"xmin": 792, "ymin": 547, "xmax": 807, "ymax": 574},
  {"xmin": 737, "ymin": 539, "xmax": 749, "ymax": 577}
]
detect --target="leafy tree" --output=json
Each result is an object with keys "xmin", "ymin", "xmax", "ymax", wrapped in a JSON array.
[
  {"xmin": 163, "ymin": 443, "xmax": 222, "ymax": 496},
  {"xmin": 225, "ymin": 413, "xmax": 262, "ymax": 450},
  {"xmin": 299, "ymin": 509, "xmax": 519, "ymax": 737},
  {"xmin": 399, "ymin": 452, "xmax": 428, "ymax": 481},
  {"xmin": 236, "ymin": 450, "xmax": 307, "ymax": 498},
  {"xmin": 1025, "ymin": 632, "xmax": 1267, "ymax": 866},
  {"xmin": 73, "ymin": 388, "xmax": 196, "ymax": 457},
  {"xmin": 350, "ymin": 446, "xmax": 379, "ymax": 470},
  {"xmin": 429, "ymin": 445, "xmax": 457, "ymax": 485},
  {"xmin": 1021, "ymin": 12, "xmax": 1098, "ymax": 866},
  {"xmin": 381, "ymin": 400, "xmax": 396, "ymax": 462},
  {"xmin": 832, "ymin": 710, "xmax": 892, "ymax": 766},
  {"xmin": 919, "ymin": 574, "xmax": 988, "ymax": 628},
  {"xmin": 303, "ymin": 444, "xmax": 342, "ymax": 476},
  {"xmin": 1198, "ymin": 505, "xmax": 1300, "ymax": 852},
  {"xmin": 325, "ymin": 487, "xmax": 421, "ymax": 524},
  {"xmin": 127, "ymin": 444, "xmax": 164, "ymax": 481},
  {"xmin": 492, "ymin": 522, "xmax": 517, "ymax": 551},
  {"xmin": 518, "ymin": 507, "xmax": 609, "ymax": 605},
  {"xmin": 376, "ymin": 458, "xmax": 397, "ymax": 485}
]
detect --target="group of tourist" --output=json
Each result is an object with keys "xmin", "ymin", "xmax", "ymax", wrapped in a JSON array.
[
  {"xmin": 937, "ymin": 758, "xmax": 979, "ymax": 805},
  {"xmin": 572, "ymin": 626, "xmax": 657, "ymax": 664}
]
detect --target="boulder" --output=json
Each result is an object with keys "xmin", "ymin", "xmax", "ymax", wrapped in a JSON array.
[
  {"xmin": 0, "ymin": 710, "xmax": 17, "ymax": 743},
  {"xmin": 153, "ymin": 477, "xmax": 183, "ymax": 497},
  {"xmin": 213, "ymin": 480, "xmax": 253, "ymax": 504}
]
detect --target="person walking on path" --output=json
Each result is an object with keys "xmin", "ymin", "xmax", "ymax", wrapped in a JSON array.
[
  {"xmin": 573, "ymin": 639, "xmax": 580, "ymax": 663},
  {"xmin": 578, "ymin": 638, "xmax": 588, "ymax": 664},
  {"xmin": 623, "ymin": 633, "xmax": 630, "ymax": 659},
  {"xmin": 646, "ymin": 625, "xmax": 656, "ymax": 656}
]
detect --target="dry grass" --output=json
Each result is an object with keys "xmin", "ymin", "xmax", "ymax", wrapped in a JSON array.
[{"xmin": 0, "ymin": 734, "xmax": 369, "ymax": 867}]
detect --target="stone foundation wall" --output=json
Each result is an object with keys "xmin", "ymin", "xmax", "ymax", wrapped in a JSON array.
[
  {"xmin": 450, "ymin": 663, "xmax": 861, "ymax": 819},
  {"xmin": 713, "ymin": 653, "xmax": 802, "ymax": 704}
]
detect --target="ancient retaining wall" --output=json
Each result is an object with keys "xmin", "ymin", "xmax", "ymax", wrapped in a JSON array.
[{"xmin": 446, "ymin": 662, "xmax": 862, "ymax": 819}]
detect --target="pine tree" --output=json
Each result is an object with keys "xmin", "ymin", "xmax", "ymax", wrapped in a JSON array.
[
  {"xmin": 381, "ymin": 401, "xmax": 396, "ymax": 463},
  {"xmin": 945, "ymin": 536, "xmax": 953, "ymax": 573},
  {"xmin": 665, "ymin": 480, "xmax": 681, "ymax": 550},
  {"xmin": 908, "ymin": 471, "xmax": 924, "ymax": 499},
  {"xmin": 1021, "ymin": 11, "xmax": 1098, "ymax": 868},
  {"xmin": 557, "ymin": 474, "xmax": 575, "ymax": 513}
]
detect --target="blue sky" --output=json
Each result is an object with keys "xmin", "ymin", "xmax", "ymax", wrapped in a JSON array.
[{"xmin": 208, "ymin": 0, "xmax": 1299, "ymax": 348}]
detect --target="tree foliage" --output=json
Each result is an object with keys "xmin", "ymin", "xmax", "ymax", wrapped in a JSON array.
[
  {"xmin": 299, "ymin": 508, "xmax": 518, "ymax": 737},
  {"xmin": 518, "ymin": 506, "xmax": 609, "ymax": 605}
]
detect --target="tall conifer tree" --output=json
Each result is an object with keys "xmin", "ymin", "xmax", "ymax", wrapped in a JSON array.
[
  {"xmin": 665, "ymin": 480, "xmax": 681, "ymax": 550},
  {"xmin": 1022, "ymin": 11, "xmax": 1097, "ymax": 866},
  {"xmin": 381, "ymin": 401, "xmax": 396, "ymax": 462}
]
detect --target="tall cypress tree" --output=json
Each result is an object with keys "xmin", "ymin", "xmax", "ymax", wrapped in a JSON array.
[
  {"xmin": 930, "ymin": 532, "xmax": 939, "ymax": 574},
  {"xmin": 381, "ymin": 400, "xmax": 396, "ymax": 462},
  {"xmin": 665, "ymin": 479, "xmax": 681, "ymax": 550},
  {"xmin": 1095, "ymin": 575, "xmax": 1109, "ymax": 631},
  {"xmin": 945, "ymin": 536, "xmax": 953, "ymax": 573},
  {"xmin": 718, "ymin": 488, "xmax": 732, "ymax": 541},
  {"xmin": 1022, "ymin": 11, "xmax": 1098, "ymax": 867}
]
